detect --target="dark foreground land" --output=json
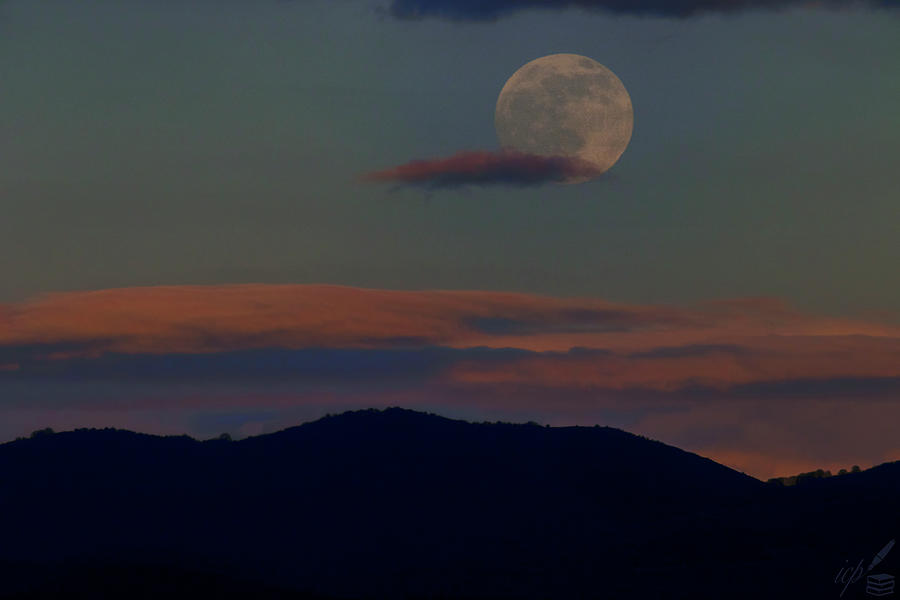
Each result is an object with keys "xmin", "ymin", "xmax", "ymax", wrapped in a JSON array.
[{"xmin": 0, "ymin": 408, "xmax": 897, "ymax": 599}]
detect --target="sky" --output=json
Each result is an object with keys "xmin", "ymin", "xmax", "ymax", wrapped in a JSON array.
[{"xmin": 0, "ymin": 0, "xmax": 898, "ymax": 479}]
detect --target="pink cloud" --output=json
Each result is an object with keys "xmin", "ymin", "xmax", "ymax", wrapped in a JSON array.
[{"xmin": 362, "ymin": 150, "xmax": 605, "ymax": 187}]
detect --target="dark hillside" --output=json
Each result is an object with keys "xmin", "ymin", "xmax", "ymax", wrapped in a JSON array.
[{"xmin": 0, "ymin": 408, "xmax": 895, "ymax": 599}]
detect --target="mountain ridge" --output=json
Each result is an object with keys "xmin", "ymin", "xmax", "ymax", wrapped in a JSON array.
[{"xmin": 0, "ymin": 407, "xmax": 896, "ymax": 599}]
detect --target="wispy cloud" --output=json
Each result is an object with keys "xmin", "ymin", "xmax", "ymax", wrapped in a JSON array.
[
  {"xmin": 446, "ymin": 338, "xmax": 900, "ymax": 392},
  {"xmin": 2, "ymin": 284, "xmax": 897, "ymax": 386},
  {"xmin": 385, "ymin": 0, "xmax": 897, "ymax": 21},
  {"xmin": 361, "ymin": 150, "xmax": 605, "ymax": 188}
]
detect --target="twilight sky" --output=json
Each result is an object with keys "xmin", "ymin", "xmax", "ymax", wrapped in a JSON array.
[{"xmin": 0, "ymin": 0, "xmax": 897, "ymax": 479}]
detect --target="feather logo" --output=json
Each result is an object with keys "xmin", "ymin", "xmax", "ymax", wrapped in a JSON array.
[
  {"xmin": 836, "ymin": 538, "xmax": 896, "ymax": 597},
  {"xmin": 869, "ymin": 539, "xmax": 895, "ymax": 573}
]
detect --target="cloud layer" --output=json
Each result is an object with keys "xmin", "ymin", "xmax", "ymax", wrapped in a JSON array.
[
  {"xmin": 2, "ymin": 284, "xmax": 898, "ymax": 387},
  {"xmin": 362, "ymin": 151, "xmax": 605, "ymax": 188},
  {"xmin": 386, "ymin": 0, "xmax": 896, "ymax": 21},
  {"xmin": 1, "ymin": 284, "xmax": 898, "ymax": 479}
]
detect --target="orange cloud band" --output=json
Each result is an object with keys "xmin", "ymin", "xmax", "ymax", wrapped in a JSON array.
[
  {"xmin": 447, "ymin": 336, "xmax": 900, "ymax": 391},
  {"xmin": 1, "ymin": 284, "xmax": 897, "ymax": 391}
]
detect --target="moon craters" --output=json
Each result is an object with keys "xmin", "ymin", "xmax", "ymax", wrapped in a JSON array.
[{"xmin": 495, "ymin": 54, "xmax": 633, "ymax": 182}]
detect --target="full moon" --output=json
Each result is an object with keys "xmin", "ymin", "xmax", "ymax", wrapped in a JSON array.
[{"xmin": 495, "ymin": 54, "xmax": 633, "ymax": 183}]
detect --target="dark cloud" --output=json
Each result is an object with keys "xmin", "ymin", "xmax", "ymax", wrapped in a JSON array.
[
  {"xmin": 385, "ymin": 0, "xmax": 896, "ymax": 21},
  {"xmin": 630, "ymin": 344, "xmax": 751, "ymax": 359},
  {"xmin": 5, "ymin": 341, "xmax": 898, "ymax": 404},
  {"xmin": 465, "ymin": 308, "xmax": 677, "ymax": 335},
  {"xmin": 361, "ymin": 150, "xmax": 604, "ymax": 188},
  {"xmin": 0, "ymin": 340, "xmax": 115, "ymax": 370},
  {"xmin": 0, "ymin": 346, "xmax": 530, "ymax": 383},
  {"xmin": 729, "ymin": 376, "xmax": 900, "ymax": 398}
]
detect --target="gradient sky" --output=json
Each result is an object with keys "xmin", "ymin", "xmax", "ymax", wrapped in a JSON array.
[{"xmin": 0, "ymin": 0, "xmax": 897, "ymax": 479}]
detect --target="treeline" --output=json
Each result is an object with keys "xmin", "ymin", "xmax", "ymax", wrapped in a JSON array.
[{"xmin": 767, "ymin": 465, "xmax": 861, "ymax": 486}]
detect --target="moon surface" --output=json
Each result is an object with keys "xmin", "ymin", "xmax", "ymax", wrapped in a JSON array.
[{"xmin": 495, "ymin": 54, "xmax": 633, "ymax": 182}]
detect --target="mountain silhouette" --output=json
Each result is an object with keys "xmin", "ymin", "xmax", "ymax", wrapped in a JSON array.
[{"xmin": 0, "ymin": 408, "xmax": 897, "ymax": 599}]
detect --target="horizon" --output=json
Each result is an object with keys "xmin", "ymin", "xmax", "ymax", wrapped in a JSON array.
[{"xmin": 3, "ymin": 405, "xmax": 885, "ymax": 481}]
